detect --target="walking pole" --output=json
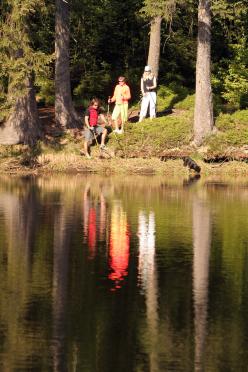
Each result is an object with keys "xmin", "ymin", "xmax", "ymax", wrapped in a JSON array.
[{"xmin": 107, "ymin": 97, "xmax": 110, "ymax": 118}]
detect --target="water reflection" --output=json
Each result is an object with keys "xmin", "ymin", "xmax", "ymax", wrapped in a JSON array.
[
  {"xmin": 108, "ymin": 201, "xmax": 130, "ymax": 290},
  {"xmin": 52, "ymin": 203, "xmax": 71, "ymax": 372},
  {"xmin": 138, "ymin": 211, "xmax": 159, "ymax": 372},
  {"xmin": 1, "ymin": 175, "xmax": 248, "ymax": 371},
  {"xmin": 193, "ymin": 192, "xmax": 211, "ymax": 372},
  {"xmin": 83, "ymin": 182, "xmax": 108, "ymax": 259}
]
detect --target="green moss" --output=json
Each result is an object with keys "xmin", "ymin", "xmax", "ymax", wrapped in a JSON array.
[{"xmin": 205, "ymin": 109, "xmax": 248, "ymax": 151}]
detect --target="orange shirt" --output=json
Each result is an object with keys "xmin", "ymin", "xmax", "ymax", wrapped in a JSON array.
[{"xmin": 111, "ymin": 84, "xmax": 131, "ymax": 104}]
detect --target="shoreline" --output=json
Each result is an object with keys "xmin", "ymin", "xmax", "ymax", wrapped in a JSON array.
[{"xmin": 1, "ymin": 155, "xmax": 248, "ymax": 178}]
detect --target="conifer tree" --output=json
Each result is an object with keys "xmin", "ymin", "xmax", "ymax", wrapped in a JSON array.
[{"xmin": 0, "ymin": 0, "xmax": 51, "ymax": 145}]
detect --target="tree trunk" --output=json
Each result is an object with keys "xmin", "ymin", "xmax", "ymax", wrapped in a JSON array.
[
  {"xmin": 0, "ymin": 77, "xmax": 41, "ymax": 145},
  {"xmin": 194, "ymin": 0, "xmax": 214, "ymax": 146},
  {"xmin": 147, "ymin": 16, "xmax": 162, "ymax": 78},
  {"xmin": 55, "ymin": 0, "xmax": 80, "ymax": 129}
]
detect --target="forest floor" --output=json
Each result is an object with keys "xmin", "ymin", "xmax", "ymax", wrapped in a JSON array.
[{"xmin": 1, "ymin": 104, "xmax": 248, "ymax": 177}]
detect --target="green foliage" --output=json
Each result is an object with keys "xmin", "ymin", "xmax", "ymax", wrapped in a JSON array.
[
  {"xmin": 216, "ymin": 110, "xmax": 248, "ymax": 131},
  {"xmin": 157, "ymin": 83, "xmax": 189, "ymax": 111},
  {"xmin": 121, "ymin": 113, "xmax": 193, "ymax": 155},
  {"xmin": 174, "ymin": 93, "xmax": 194, "ymax": 111},
  {"xmin": 140, "ymin": 0, "xmax": 180, "ymax": 20},
  {"xmin": 35, "ymin": 77, "xmax": 55, "ymax": 106},
  {"xmin": 212, "ymin": 0, "xmax": 248, "ymax": 110},
  {"xmin": 222, "ymin": 50, "xmax": 248, "ymax": 109},
  {"xmin": 206, "ymin": 110, "xmax": 248, "ymax": 149},
  {"xmin": 0, "ymin": 0, "xmax": 52, "ymax": 113},
  {"xmin": 73, "ymin": 63, "xmax": 112, "ymax": 103}
]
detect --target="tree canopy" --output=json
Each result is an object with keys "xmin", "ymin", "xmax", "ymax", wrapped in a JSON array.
[{"xmin": 0, "ymin": 0, "xmax": 247, "ymax": 141}]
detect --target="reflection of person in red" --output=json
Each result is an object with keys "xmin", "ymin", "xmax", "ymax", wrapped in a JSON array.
[
  {"xmin": 108, "ymin": 202, "xmax": 130, "ymax": 290},
  {"xmin": 83, "ymin": 183, "xmax": 106, "ymax": 260},
  {"xmin": 88, "ymin": 207, "xmax": 96, "ymax": 259}
]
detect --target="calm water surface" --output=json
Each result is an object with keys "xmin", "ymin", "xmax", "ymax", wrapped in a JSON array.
[{"xmin": 0, "ymin": 174, "xmax": 248, "ymax": 371}]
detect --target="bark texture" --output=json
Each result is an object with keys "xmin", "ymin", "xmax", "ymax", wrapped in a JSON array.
[
  {"xmin": 147, "ymin": 16, "xmax": 162, "ymax": 78},
  {"xmin": 194, "ymin": 0, "xmax": 214, "ymax": 146},
  {"xmin": 0, "ymin": 78, "xmax": 41, "ymax": 145},
  {"xmin": 55, "ymin": 0, "xmax": 80, "ymax": 128}
]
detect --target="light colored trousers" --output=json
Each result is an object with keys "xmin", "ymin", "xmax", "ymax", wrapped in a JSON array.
[{"xmin": 139, "ymin": 92, "xmax": 156, "ymax": 121}]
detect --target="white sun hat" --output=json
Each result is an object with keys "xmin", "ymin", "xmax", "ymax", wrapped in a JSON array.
[{"xmin": 144, "ymin": 65, "xmax": 151, "ymax": 72}]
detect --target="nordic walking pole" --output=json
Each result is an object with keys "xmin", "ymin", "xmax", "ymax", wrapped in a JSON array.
[{"xmin": 107, "ymin": 97, "xmax": 110, "ymax": 118}]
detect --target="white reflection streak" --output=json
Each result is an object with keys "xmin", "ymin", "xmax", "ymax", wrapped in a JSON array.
[
  {"xmin": 193, "ymin": 198, "xmax": 211, "ymax": 372},
  {"xmin": 138, "ymin": 211, "xmax": 159, "ymax": 372}
]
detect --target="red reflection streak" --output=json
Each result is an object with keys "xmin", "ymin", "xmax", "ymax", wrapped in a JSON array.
[
  {"xmin": 88, "ymin": 208, "xmax": 96, "ymax": 259},
  {"xmin": 108, "ymin": 211, "xmax": 130, "ymax": 290}
]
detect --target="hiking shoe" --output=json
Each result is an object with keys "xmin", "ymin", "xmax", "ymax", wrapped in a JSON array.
[
  {"xmin": 118, "ymin": 129, "xmax": 124, "ymax": 134},
  {"xmin": 100, "ymin": 144, "xmax": 106, "ymax": 150},
  {"xmin": 113, "ymin": 129, "xmax": 119, "ymax": 133},
  {"xmin": 85, "ymin": 153, "xmax": 92, "ymax": 159}
]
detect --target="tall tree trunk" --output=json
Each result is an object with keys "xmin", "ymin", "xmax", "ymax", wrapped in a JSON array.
[
  {"xmin": 147, "ymin": 16, "xmax": 162, "ymax": 78},
  {"xmin": 0, "ymin": 77, "xmax": 41, "ymax": 145},
  {"xmin": 55, "ymin": 0, "xmax": 80, "ymax": 129},
  {"xmin": 194, "ymin": 0, "xmax": 214, "ymax": 146}
]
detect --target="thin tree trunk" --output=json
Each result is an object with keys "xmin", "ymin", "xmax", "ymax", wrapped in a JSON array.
[
  {"xmin": 0, "ymin": 77, "xmax": 41, "ymax": 145},
  {"xmin": 194, "ymin": 0, "xmax": 214, "ymax": 146},
  {"xmin": 55, "ymin": 0, "xmax": 80, "ymax": 129},
  {"xmin": 147, "ymin": 16, "xmax": 162, "ymax": 78}
]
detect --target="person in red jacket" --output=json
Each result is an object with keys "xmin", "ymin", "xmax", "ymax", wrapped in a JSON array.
[
  {"xmin": 83, "ymin": 98, "xmax": 107, "ymax": 159},
  {"xmin": 108, "ymin": 76, "xmax": 131, "ymax": 134}
]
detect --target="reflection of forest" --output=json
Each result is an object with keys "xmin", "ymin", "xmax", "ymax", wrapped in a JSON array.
[{"xmin": 0, "ymin": 175, "xmax": 248, "ymax": 370}]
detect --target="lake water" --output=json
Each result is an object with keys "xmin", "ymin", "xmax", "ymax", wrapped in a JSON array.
[{"xmin": 0, "ymin": 174, "xmax": 248, "ymax": 371}]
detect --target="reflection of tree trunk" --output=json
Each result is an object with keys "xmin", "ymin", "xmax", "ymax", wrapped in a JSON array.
[
  {"xmin": 52, "ymin": 206, "xmax": 71, "ymax": 372},
  {"xmin": 0, "ymin": 186, "xmax": 38, "ymax": 367},
  {"xmin": 193, "ymin": 196, "xmax": 211, "ymax": 372},
  {"xmin": 0, "ymin": 187, "xmax": 38, "ymax": 277},
  {"xmin": 138, "ymin": 211, "xmax": 159, "ymax": 371}
]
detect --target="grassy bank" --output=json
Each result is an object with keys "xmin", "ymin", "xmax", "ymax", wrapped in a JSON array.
[{"xmin": 0, "ymin": 87, "xmax": 248, "ymax": 176}]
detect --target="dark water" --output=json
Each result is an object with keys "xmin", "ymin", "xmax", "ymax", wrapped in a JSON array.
[{"xmin": 0, "ymin": 174, "xmax": 248, "ymax": 371}]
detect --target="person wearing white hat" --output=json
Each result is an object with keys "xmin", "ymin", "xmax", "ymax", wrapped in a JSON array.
[{"xmin": 139, "ymin": 66, "xmax": 157, "ymax": 122}]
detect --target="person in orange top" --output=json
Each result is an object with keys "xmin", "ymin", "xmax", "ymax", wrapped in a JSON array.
[{"xmin": 108, "ymin": 76, "xmax": 131, "ymax": 134}]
